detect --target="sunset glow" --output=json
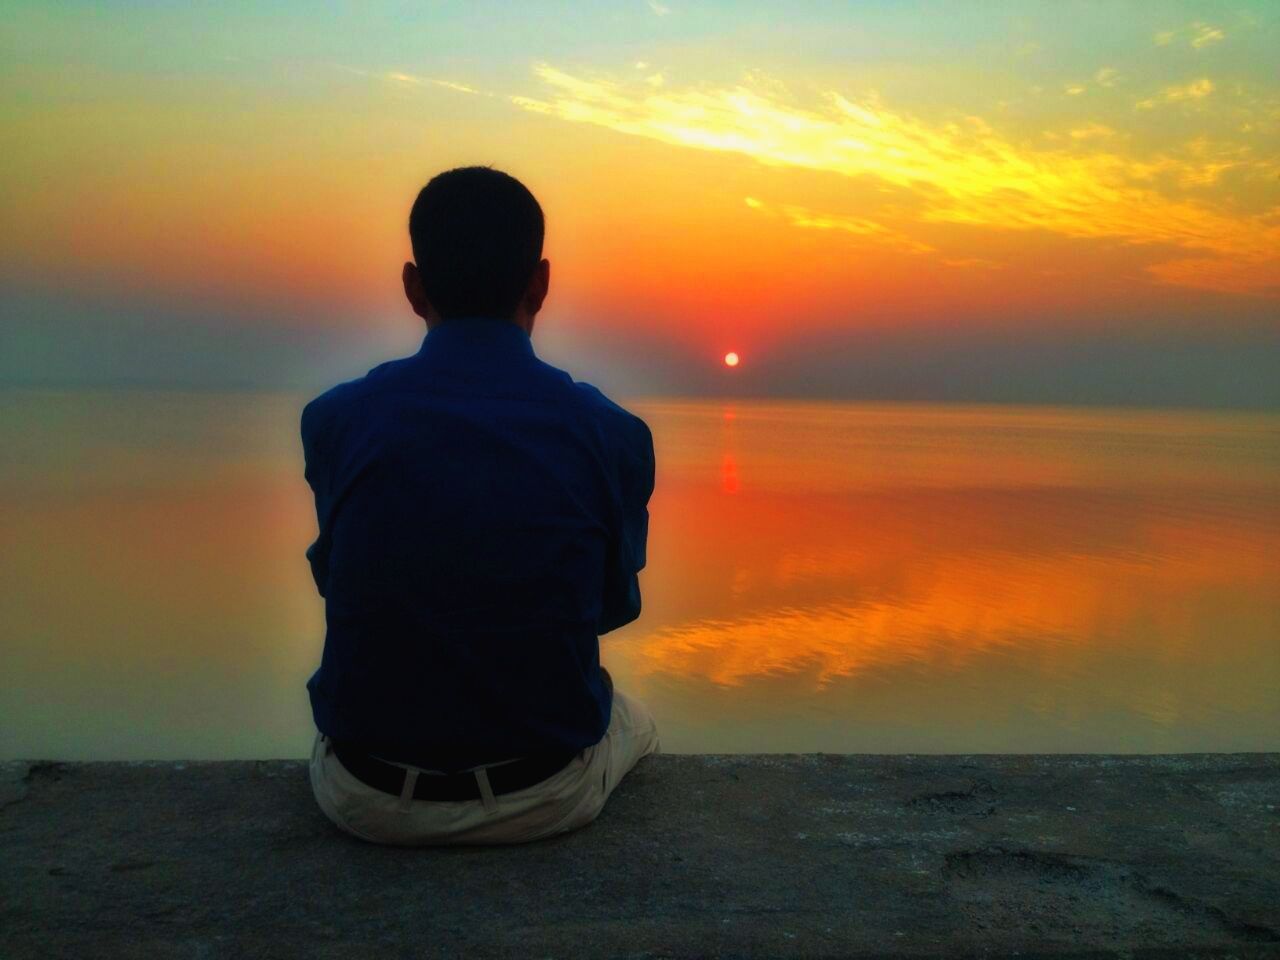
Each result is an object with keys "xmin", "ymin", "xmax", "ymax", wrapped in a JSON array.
[
  {"xmin": 5, "ymin": 394, "xmax": 1276, "ymax": 757},
  {"xmin": 2, "ymin": 3, "xmax": 1277, "ymax": 405},
  {"xmin": 3, "ymin": 5, "xmax": 1280, "ymax": 775}
]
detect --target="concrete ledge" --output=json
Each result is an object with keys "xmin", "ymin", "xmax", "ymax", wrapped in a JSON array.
[{"xmin": 2, "ymin": 754, "xmax": 1278, "ymax": 958}]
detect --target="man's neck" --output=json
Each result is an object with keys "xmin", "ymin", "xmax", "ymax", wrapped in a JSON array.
[{"xmin": 425, "ymin": 314, "xmax": 534, "ymax": 336}]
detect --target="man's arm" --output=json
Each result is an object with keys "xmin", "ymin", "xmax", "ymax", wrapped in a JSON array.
[
  {"xmin": 300, "ymin": 399, "xmax": 333, "ymax": 599},
  {"xmin": 597, "ymin": 417, "xmax": 655, "ymax": 634}
]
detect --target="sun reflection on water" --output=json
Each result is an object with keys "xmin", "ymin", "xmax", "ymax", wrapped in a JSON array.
[{"xmin": 1, "ymin": 393, "xmax": 1277, "ymax": 758}]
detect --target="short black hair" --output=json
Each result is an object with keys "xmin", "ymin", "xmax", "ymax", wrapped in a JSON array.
[{"xmin": 408, "ymin": 166, "xmax": 545, "ymax": 320}]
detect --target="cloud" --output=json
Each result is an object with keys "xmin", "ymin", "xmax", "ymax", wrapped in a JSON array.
[
  {"xmin": 1190, "ymin": 23, "xmax": 1225, "ymax": 49},
  {"xmin": 1146, "ymin": 257, "xmax": 1280, "ymax": 295},
  {"xmin": 1135, "ymin": 77, "xmax": 1214, "ymax": 110},
  {"xmin": 339, "ymin": 66, "xmax": 480, "ymax": 96},
  {"xmin": 647, "ymin": 0, "xmax": 670, "ymax": 15},
  {"xmin": 1167, "ymin": 77, "xmax": 1214, "ymax": 101},
  {"xmin": 1062, "ymin": 69, "xmax": 1118, "ymax": 98},
  {"xmin": 511, "ymin": 64, "xmax": 1280, "ymax": 293},
  {"xmin": 744, "ymin": 197, "xmax": 935, "ymax": 254},
  {"xmin": 426, "ymin": 78, "xmax": 480, "ymax": 95},
  {"xmin": 942, "ymin": 257, "xmax": 1003, "ymax": 269},
  {"xmin": 1068, "ymin": 123, "xmax": 1116, "ymax": 140},
  {"xmin": 1154, "ymin": 23, "xmax": 1226, "ymax": 50}
]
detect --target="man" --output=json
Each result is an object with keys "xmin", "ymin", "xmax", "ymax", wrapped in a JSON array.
[{"xmin": 301, "ymin": 166, "xmax": 660, "ymax": 845}]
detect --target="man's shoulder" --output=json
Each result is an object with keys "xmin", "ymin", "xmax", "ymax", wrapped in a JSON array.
[
  {"xmin": 300, "ymin": 356, "xmax": 414, "ymax": 441},
  {"xmin": 564, "ymin": 377, "xmax": 652, "ymax": 452},
  {"xmin": 301, "ymin": 380, "xmax": 356, "ymax": 442}
]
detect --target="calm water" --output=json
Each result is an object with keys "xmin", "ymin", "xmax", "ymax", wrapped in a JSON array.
[{"xmin": 2, "ymin": 390, "xmax": 1277, "ymax": 759}]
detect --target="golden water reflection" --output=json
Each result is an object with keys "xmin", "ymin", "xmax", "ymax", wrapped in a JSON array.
[
  {"xmin": 607, "ymin": 401, "xmax": 1280, "ymax": 752},
  {"xmin": 1, "ymin": 392, "xmax": 1277, "ymax": 758}
]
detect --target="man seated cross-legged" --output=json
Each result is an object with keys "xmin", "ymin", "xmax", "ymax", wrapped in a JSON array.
[{"xmin": 301, "ymin": 166, "xmax": 660, "ymax": 845}]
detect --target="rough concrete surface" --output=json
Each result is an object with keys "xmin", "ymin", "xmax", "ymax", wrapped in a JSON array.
[{"xmin": 1, "ymin": 754, "xmax": 1278, "ymax": 958}]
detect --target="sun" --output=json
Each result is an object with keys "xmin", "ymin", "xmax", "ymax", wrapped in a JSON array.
[{"xmin": 723, "ymin": 351, "xmax": 740, "ymax": 368}]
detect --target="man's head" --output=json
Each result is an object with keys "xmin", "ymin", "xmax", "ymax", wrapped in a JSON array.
[{"xmin": 402, "ymin": 166, "xmax": 549, "ymax": 331}]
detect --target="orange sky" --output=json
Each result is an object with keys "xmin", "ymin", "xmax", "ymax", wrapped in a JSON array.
[{"xmin": 3, "ymin": 3, "xmax": 1278, "ymax": 402}]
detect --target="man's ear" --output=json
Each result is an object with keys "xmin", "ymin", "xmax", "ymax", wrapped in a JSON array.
[
  {"xmin": 402, "ymin": 261, "xmax": 434, "ymax": 322},
  {"xmin": 525, "ymin": 258, "xmax": 550, "ymax": 316}
]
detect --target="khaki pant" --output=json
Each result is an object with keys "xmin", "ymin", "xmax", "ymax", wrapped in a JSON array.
[{"xmin": 309, "ymin": 689, "xmax": 660, "ymax": 845}]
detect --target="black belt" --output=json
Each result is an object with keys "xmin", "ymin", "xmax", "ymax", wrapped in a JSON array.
[{"xmin": 330, "ymin": 739, "xmax": 580, "ymax": 802}]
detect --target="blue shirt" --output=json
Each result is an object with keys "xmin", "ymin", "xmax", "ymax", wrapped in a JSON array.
[{"xmin": 301, "ymin": 318, "xmax": 654, "ymax": 772}]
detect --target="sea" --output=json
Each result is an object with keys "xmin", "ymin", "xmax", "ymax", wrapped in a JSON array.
[{"xmin": 2, "ymin": 390, "xmax": 1277, "ymax": 758}]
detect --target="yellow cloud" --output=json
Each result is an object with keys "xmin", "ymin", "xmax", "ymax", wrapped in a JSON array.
[
  {"xmin": 1146, "ymin": 256, "xmax": 1280, "ymax": 295},
  {"xmin": 512, "ymin": 64, "xmax": 1280, "ymax": 293},
  {"xmin": 1167, "ymin": 77, "xmax": 1215, "ymax": 101},
  {"xmin": 1068, "ymin": 123, "xmax": 1116, "ymax": 140},
  {"xmin": 745, "ymin": 197, "xmax": 935, "ymax": 254},
  {"xmin": 1155, "ymin": 23, "xmax": 1225, "ymax": 49},
  {"xmin": 340, "ymin": 67, "xmax": 480, "ymax": 96},
  {"xmin": 943, "ymin": 257, "xmax": 1003, "ymax": 269},
  {"xmin": 427, "ymin": 78, "xmax": 479, "ymax": 95},
  {"xmin": 1136, "ymin": 77, "xmax": 1215, "ymax": 110},
  {"xmin": 1190, "ymin": 23, "xmax": 1225, "ymax": 49}
]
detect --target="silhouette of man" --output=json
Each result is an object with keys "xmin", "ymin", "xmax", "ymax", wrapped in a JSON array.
[{"xmin": 302, "ymin": 166, "xmax": 659, "ymax": 845}]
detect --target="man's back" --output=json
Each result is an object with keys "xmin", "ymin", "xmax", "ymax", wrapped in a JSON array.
[{"xmin": 302, "ymin": 318, "xmax": 654, "ymax": 773}]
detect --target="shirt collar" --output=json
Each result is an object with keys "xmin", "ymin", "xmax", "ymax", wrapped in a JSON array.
[{"xmin": 415, "ymin": 317, "xmax": 536, "ymax": 364}]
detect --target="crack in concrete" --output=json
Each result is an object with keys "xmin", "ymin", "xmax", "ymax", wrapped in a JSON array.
[
  {"xmin": 24, "ymin": 762, "xmax": 67, "ymax": 783},
  {"xmin": 944, "ymin": 845, "xmax": 1280, "ymax": 943},
  {"xmin": 1136, "ymin": 880, "xmax": 1280, "ymax": 943},
  {"xmin": 0, "ymin": 761, "xmax": 33, "ymax": 813},
  {"xmin": 907, "ymin": 778, "xmax": 998, "ymax": 817}
]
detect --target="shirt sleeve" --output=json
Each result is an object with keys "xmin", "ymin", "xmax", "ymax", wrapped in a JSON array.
[
  {"xmin": 301, "ymin": 399, "xmax": 333, "ymax": 599},
  {"xmin": 597, "ymin": 416, "xmax": 655, "ymax": 635}
]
